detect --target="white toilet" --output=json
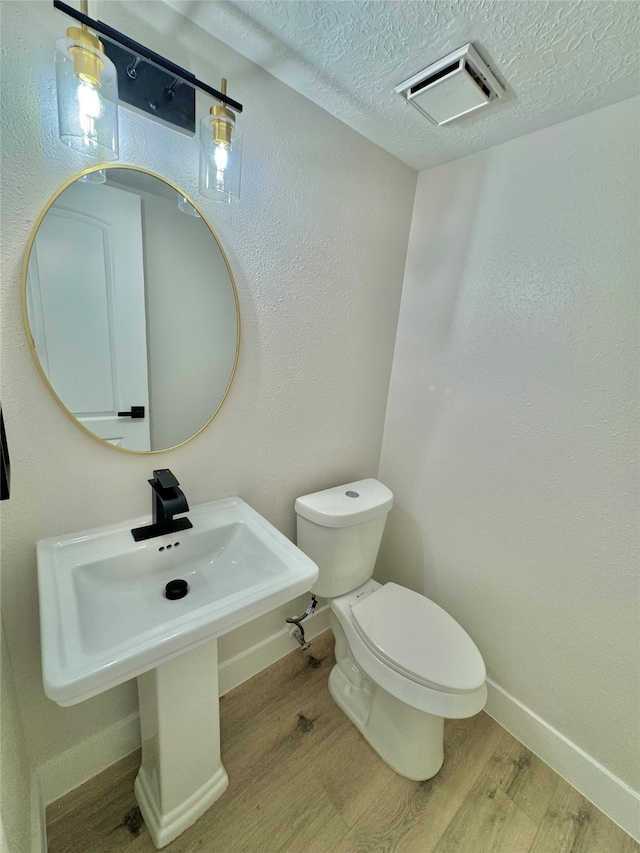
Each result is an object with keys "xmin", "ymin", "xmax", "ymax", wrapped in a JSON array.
[{"xmin": 295, "ymin": 478, "xmax": 487, "ymax": 781}]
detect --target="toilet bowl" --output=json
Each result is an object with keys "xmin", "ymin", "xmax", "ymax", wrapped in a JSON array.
[
  {"xmin": 328, "ymin": 578, "xmax": 486, "ymax": 779},
  {"xmin": 295, "ymin": 478, "xmax": 487, "ymax": 781}
]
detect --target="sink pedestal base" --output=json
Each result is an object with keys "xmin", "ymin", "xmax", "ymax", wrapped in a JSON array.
[{"xmin": 134, "ymin": 638, "xmax": 229, "ymax": 848}]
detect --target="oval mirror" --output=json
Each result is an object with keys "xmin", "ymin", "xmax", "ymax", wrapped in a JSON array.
[{"xmin": 22, "ymin": 166, "xmax": 240, "ymax": 452}]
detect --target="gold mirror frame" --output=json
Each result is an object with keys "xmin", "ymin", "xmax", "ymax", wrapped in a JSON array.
[{"xmin": 21, "ymin": 164, "xmax": 240, "ymax": 454}]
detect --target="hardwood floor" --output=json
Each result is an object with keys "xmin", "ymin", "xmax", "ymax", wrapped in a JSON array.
[{"xmin": 46, "ymin": 630, "xmax": 638, "ymax": 853}]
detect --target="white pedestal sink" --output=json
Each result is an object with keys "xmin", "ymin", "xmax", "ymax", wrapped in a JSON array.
[
  {"xmin": 135, "ymin": 641, "xmax": 228, "ymax": 847},
  {"xmin": 37, "ymin": 497, "xmax": 318, "ymax": 848}
]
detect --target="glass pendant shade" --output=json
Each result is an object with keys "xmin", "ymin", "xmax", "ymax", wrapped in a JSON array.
[
  {"xmin": 199, "ymin": 109, "xmax": 242, "ymax": 203},
  {"xmin": 55, "ymin": 28, "xmax": 119, "ymax": 160},
  {"xmin": 79, "ymin": 168, "xmax": 106, "ymax": 184},
  {"xmin": 178, "ymin": 196, "xmax": 201, "ymax": 217}
]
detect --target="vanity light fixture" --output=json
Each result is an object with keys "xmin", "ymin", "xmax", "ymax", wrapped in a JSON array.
[
  {"xmin": 53, "ymin": 1, "xmax": 244, "ymax": 202},
  {"xmin": 54, "ymin": 0, "xmax": 119, "ymax": 159},
  {"xmin": 199, "ymin": 79, "xmax": 243, "ymax": 204}
]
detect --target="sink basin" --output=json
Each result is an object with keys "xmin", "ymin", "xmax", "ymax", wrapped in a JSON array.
[{"xmin": 37, "ymin": 497, "xmax": 318, "ymax": 706}]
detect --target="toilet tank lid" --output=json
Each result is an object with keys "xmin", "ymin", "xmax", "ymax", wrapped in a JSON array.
[{"xmin": 295, "ymin": 478, "xmax": 393, "ymax": 528}]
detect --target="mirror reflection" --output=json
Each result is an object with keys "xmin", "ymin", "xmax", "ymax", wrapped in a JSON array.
[{"xmin": 24, "ymin": 167, "xmax": 239, "ymax": 452}]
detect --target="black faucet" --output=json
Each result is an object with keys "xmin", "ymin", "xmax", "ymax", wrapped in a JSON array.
[{"xmin": 131, "ymin": 469, "xmax": 193, "ymax": 541}]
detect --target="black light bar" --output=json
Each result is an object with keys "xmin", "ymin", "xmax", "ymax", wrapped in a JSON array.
[{"xmin": 53, "ymin": 0, "xmax": 243, "ymax": 114}]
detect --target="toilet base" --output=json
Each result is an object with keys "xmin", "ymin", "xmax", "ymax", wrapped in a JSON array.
[{"xmin": 328, "ymin": 662, "xmax": 444, "ymax": 781}]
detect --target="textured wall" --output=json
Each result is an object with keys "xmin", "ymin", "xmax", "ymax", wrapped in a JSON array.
[
  {"xmin": 378, "ymin": 97, "xmax": 639, "ymax": 790},
  {"xmin": 0, "ymin": 0, "xmax": 416, "ymax": 770},
  {"xmin": 1, "ymin": 621, "xmax": 32, "ymax": 853}
]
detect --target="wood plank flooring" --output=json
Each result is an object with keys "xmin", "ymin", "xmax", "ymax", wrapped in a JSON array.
[{"xmin": 46, "ymin": 630, "xmax": 638, "ymax": 853}]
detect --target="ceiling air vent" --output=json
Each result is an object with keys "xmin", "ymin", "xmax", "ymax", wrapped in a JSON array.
[{"xmin": 395, "ymin": 44, "xmax": 505, "ymax": 126}]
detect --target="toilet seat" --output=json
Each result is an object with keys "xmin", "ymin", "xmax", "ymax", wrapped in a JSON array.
[
  {"xmin": 331, "ymin": 580, "xmax": 487, "ymax": 718},
  {"xmin": 351, "ymin": 583, "xmax": 485, "ymax": 694}
]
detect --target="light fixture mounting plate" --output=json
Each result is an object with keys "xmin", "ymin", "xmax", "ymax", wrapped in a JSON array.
[{"xmin": 103, "ymin": 41, "xmax": 195, "ymax": 133}]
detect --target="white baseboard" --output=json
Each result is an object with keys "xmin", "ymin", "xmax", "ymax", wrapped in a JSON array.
[
  {"xmin": 35, "ymin": 606, "xmax": 331, "ymax": 810},
  {"xmin": 485, "ymin": 678, "xmax": 640, "ymax": 842},
  {"xmin": 30, "ymin": 773, "xmax": 46, "ymax": 853},
  {"xmin": 37, "ymin": 711, "xmax": 141, "ymax": 808}
]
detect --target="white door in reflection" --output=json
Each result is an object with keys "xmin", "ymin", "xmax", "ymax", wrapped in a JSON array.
[{"xmin": 27, "ymin": 183, "xmax": 151, "ymax": 450}]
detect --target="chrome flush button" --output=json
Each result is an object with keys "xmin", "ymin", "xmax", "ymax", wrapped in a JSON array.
[{"xmin": 345, "ymin": 491, "xmax": 359, "ymax": 498}]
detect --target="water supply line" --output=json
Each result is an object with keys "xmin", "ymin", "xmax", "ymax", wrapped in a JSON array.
[{"xmin": 286, "ymin": 595, "xmax": 318, "ymax": 650}]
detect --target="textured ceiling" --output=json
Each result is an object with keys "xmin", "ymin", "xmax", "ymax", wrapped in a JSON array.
[{"xmin": 164, "ymin": 0, "xmax": 640, "ymax": 170}]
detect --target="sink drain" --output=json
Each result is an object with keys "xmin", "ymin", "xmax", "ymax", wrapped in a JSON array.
[{"xmin": 165, "ymin": 579, "xmax": 188, "ymax": 600}]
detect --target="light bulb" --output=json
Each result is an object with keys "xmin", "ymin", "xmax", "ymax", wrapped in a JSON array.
[
  {"xmin": 214, "ymin": 144, "xmax": 229, "ymax": 172},
  {"xmin": 76, "ymin": 79, "xmax": 105, "ymax": 139},
  {"xmin": 77, "ymin": 78, "xmax": 104, "ymax": 119}
]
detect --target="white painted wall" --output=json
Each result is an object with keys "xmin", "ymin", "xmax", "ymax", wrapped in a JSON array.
[
  {"xmin": 0, "ymin": 622, "xmax": 32, "ymax": 853},
  {"xmin": 0, "ymin": 0, "xmax": 415, "ymax": 785},
  {"xmin": 139, "ymin": 191, "xmax": 237, "ymax": 450},
  {"xmin": 378, "ymin": 97, "xmax": 639, "ymax": 818}
]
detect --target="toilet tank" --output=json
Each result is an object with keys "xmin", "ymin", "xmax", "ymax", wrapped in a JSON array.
[{"xmin": 295, "ymin": 479, "xmax": 393, "ymax": 598}]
